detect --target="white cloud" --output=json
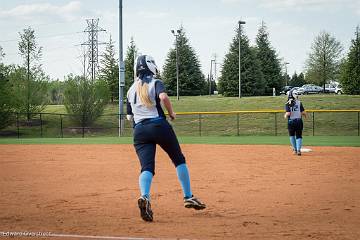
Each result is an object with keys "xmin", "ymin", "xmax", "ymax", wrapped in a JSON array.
[
  {"xmin": 221, "ymin": 0, "xmax": 360, "ymax": 12},
  {"xmin": 259, "ymin": 0, "xmax": 337, "ymax": 10},
  {"xmin": 356, "ymin": 2, "xmax": 360, "ymax": 15},
  {"xmin": 270, "ymin": 0, "xmax": 360, "ymax": 17},
  {"xmin": 269, "ymin": 20, "xmax": 307, "ymax": 37},
  {"xmin": 266, "ymin": 20, "xmax": 310, "ymax": 67},
  {"xmin": 220, "ymin": 0, "xmax": 244, "ymax": 3},
  {"xmin": 134, "ymin": 11, "xmax": 170, "ymax": 20},
  {"xmin": 0, "ymin": 1, "xmax": 83, "ymax": 20}
]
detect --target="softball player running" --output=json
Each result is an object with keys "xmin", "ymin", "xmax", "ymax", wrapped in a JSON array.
[
  {"xmin": 284, "ymin": 89, "xmax": 307, "ymax": 156},
  {"xmin": 126, "ymin": 55, "xmax": 206, "ymax": 222}
]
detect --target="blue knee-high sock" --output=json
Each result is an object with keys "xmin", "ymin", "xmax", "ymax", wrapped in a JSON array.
[
  {"xmin": 290, "ymin": 136, "xmax": 296, "ymax": 150},
  {"xmin": 296, "ymin": 138, "xmax": 302, "ymax": 152},
  {"xmin": 139, "ymin": 171, "xmax": 153, "ymax": 198},
  {"xmin": 176, "ymin": 163, "xmax": 193, "ymax": 198}
]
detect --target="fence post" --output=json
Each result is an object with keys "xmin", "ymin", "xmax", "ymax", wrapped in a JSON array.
[
  {"xmin": 82, "ymin": 114, "xmax": 85, "ymax": 138},
  {"xmin": 16, "ymin": 113, "xmax": 20, "ymax": 139},
  {"xmin": 237, "ymin": 113, "xmax": 240, "ymax": 136},
  {"xmin": 312, "ymin": 111, "xmax": 315, "ymax": 136},
  {"xmin": 274, "ymin": 112, "xmax": 277, "ymax": 136},
  {"xmin": 40, "ymin": 113, "xmax": 43, "ymax": 138},
  {"xmin": 60, "ymin": 114, "xmax": 63, "ymax": 138},
  {"xmin": 118, "ymin": 113, "xmax": 122, "ymax": 137},
  {"xmin": 199, "ymin": 114, "xmax": 202, "ymax": 136},
  {"xmin": 120, "ymin": 113, "xmax": 124, "ymax": 137}
]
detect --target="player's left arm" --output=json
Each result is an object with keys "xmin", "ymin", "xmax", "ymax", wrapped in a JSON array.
[{"xmin": 156, "ymin": 80, "xmax": 176, "ymax": 121}]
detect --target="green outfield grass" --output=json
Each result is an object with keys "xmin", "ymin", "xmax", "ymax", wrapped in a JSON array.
[
  {"xmin": 0, "ymin": 136, "xmax": 358, "ymax": 147},
  {"xmin": 44, "ymin": 95, "xmax": 360, "ymax": 114},
  {"xmin": 1, "ymin": 95, "xmax": 359, "ymax": 138}
]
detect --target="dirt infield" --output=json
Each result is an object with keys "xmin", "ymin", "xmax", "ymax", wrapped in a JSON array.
[{"xmin": 0, "ymin": 144, "xmax": 359, "ymax": 240}]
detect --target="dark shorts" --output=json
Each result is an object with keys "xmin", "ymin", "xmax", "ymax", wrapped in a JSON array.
[
  {"xmin": 133, "ymin": 118, "xmax": 185, "ymax": 175},
  {"xmin": 288, "ymin": 118, "xmax": 303, "ymax": 138}
]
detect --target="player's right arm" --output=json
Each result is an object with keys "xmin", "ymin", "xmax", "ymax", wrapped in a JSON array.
[
  {"xmin": 284, "ymin": 112, "xmax": 291, "ymax": 119},
  {"xmin": 284, "ymin": 104, "xmax": 291, "ymax": 119}
]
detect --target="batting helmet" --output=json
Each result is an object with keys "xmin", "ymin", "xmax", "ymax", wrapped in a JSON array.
[
  {"xmin": 286, "ymin": 88, "xmax": 299, "ymax": 107},
  {"xmin": 135, "ymin": 55, "xmax": 159, "ymax": 77}
]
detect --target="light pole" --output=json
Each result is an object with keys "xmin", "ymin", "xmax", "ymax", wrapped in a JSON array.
[
  {"xmin": 171, "ymin": 29, "xmax": 180, "ymax": 100},
  {"xmin": 209, "ymin": 59, "xmax": 215, "ymax": 95},
  {"xmin": 118, "ymin": 0, "xmax": 125, "ymax": 136},
  {"xmin": 238, "ymin": 20, "xmax": 246, "ymax": 98},
  {"xmin": 213, "ymin": 54, "xmax": 218, "ymax": 81},
  {"xmin": 284, "ymin": 62, "xmax": 289, "ymax": 86}
]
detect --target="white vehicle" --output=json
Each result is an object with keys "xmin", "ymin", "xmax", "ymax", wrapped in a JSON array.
[{"xmin": 325, "ymin": 82, "xmax": 343, "ymax": 94}]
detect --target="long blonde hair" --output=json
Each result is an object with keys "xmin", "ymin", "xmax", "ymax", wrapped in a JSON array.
[{"xmin": 136, "ymin": 79, "xmax": 154, "ymax": 108}]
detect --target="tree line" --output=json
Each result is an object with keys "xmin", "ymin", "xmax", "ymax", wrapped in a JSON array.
[
  {"xmin": 1, "ymin": 22, "xmax": 359, "ymax": 131},
  {"xmin": 99, "ymin": 22, "xmax": 360, "ymax": 98}
]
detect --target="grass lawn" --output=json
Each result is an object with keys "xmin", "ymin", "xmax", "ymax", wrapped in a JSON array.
[
  {"xmin": 1, "ymin": 95, "xmax": 359, "ymax": 138},
  {"xmin": 0, "ymin": 136, "xmax": 358, "ymax": 147},
  {"xmin": 44, "ymin": 94, "xmax": 360, "ymax": 114}
]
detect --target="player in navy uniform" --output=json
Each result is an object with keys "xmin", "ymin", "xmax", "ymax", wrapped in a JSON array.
[
  {"xmin": 284, "ymin": 89, "xmax": 307, "ymax": 156},
  {"xmin": 126, "ymin": 55, "xmax": 206, "ymax": 222}
]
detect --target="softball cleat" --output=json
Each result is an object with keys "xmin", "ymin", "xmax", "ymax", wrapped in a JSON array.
[
  {"xmin": 138, "ymin": 196, "xmax": 153, "ymax": 222},
  {"xmin": 184, "ymin": 196, "xmax": 206, "ymax": 210}
]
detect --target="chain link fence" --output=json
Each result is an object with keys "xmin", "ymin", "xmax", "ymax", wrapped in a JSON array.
[{"xmin": 0, "ymin": 110, "xmax": 359, "ymax": 138}]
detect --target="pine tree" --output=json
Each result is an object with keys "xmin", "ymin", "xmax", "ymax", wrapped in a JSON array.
[
  {"xmin": 305, "ymin": 31, "xmax": 343, "ymax": 90},
  {"xmin": 100, "ymin": 36, "xmax": 118, "ymax": 103},
  {"xmin": 218, "ymin": 25, "xmax": 264, "ymax": 97},
  {"xmin": 124, "ymin": 37, "xmax": 137, "ymax": 94},
  {"xmin": 297, "ymin": 72, "xmax": 305, "ymax": 87},
  {"xmin": 162, "ymin": 27, "xmax": 207, "ymax": 96},
  {"xmin": 255, "ymin": 21, "xmax": 283, "ymax": 95},
  {"xmin": 288, "ymin": 72, "xmax": 305, "ymax": 87},
  {"xmin": 283, "ymin": 71, "xmax": 290, "ymax": 87},
  {"xmin": 340, "ymin": 25, "xmax": 360, "ymax": 95},
  {"xmin": 0, "ymin": 46, "xmax": 4, "ymax": 62},
  {"xmin": 290, "ymin": 72, "xmax": 298, "ymax": 86}
]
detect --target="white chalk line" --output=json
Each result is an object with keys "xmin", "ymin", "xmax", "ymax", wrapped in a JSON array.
[{"xmin": 50, "ymin": 233, "xmax": 192, "ymax": 240}]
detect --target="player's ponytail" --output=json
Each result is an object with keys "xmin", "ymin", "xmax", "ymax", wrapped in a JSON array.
[{"xmin": 136, "ymin": 80, "xmax": 153, "ymax": 108}]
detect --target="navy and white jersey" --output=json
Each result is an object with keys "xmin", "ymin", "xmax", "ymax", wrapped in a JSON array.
[
  {"xmin": 285, "ymin": 100, "xmax": 304, "ymax": 120},
  {"xmin": 127, "ymin": 77, "xmax": 166, "ymax": 124}
]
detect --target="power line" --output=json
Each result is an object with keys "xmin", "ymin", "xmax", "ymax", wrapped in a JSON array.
[
  {"xmin": 0, "ymin": 18, "xmax": 81, "ymax": 30},
  {"xmin": 45, "ymin": 45, "xmax": 79, "ymax": 52},
  {"xmin": 3, "ymin": 45, "xmax": 79, "ymax": 57},
  {"xmin": 0, "ymin": 31, "xmax": 83, "ymax": 43}
]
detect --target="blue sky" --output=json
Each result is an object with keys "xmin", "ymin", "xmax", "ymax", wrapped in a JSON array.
[{"xmin": 0, "ymin": 0, "xmax": 359, "ymax": 81}]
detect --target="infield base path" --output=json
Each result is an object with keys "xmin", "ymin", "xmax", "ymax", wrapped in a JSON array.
[{"xmin": 0, "ymin": 144, "xmax": 359, "ymax": 240}]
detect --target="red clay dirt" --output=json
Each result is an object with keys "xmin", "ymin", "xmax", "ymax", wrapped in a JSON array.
[{"xmin": 0, "ymin": 144, "xmax": 359, "ymax": 240}]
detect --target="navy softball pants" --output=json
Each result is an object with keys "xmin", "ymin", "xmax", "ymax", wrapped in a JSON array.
[
  {"xmin": 133, "ymin": 118, "xmax": 186, "ymax": 175},
  {"xmin": 288, "ymin": 118, "xmax": 303, "ymax": 138}
]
